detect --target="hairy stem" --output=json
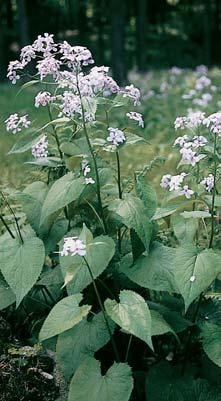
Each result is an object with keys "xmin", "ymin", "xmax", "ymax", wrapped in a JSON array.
[
  {"xmin": 209, "ymin": 134, "xmax": 218, "ymax": 248},
  {"xmin": 83, "ymin": 257, "xmax": 120, "ymax": 362},
  {"xmin": 76, "ymin": 75, "xmax": 107, "ymax": 234}
]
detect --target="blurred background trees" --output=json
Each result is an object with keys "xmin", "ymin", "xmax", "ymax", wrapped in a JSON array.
[{"xmin": 0, "ymin": 0, "xmax": 221, "ymax": 84}]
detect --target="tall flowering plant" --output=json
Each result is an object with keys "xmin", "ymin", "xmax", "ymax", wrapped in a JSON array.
[{"xmin": 1, "ymin": 34, "xmax": 221, "ymax": 400}]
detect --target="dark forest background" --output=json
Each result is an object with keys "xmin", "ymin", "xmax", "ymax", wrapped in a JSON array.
[{"xmin": 0, "ymin": 0, "xmax": 221, "ymax": 84}]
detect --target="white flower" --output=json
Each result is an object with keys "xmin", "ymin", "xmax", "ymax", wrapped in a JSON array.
[
  {"xmin": 190, "ymin": 275, "xmax": 196, "ymax": 282},
  {"xmin": 31, "ymin": 135, "xmax": 48, "ymax": 158},
  {"xmin": 174, "ymin": 116, "xmax": 187, "ymax": 130},
  {"xmin": 195, "ymin": 75, "xmax": 211, "ymax": 91},
  {"xmin": 192, "ymin": 135, "xmax": 207, "ymax": 148},
  {"xmin": 203, "ymin": 112, "xmax": 221, "ymax": 135},
  {"xmin": 169, "ymin": 174, "xmax": 186, "ymax": 191},
  {"xmin": 20, "ymin": 45, "xmax": 36, "ymax": 64},
  {"xmin": 195, "ymin": 65, "xmax": 208, "ymax": 75},
  {"xmin": 7, "ymin": 60, "xmax": 24, "ymax": 84},
  {"xmin": 37, "ymin": 56, "xmax": 60, "ymax": 80},
  {"xmin": 60, "ymin": 43, "xmax": 94, "ymax": 68},
  {"xmin": 173, "ymin": 135, "xmax": 189, "ymax": 147},
  {"xmin": 126, "ymin": 112, "xmax": 144, "ymax": 127},
  {"xmin": 5, "ymin": 113, "xmax": 30, "ymax": 134},
  {"xmin": 60, "ymin": 237, "xmax": 86, "ymax": 257},
  {"xmin": 200, "ymin": 174, "xmax": 214, "ymax": 192},
  {"xmin": 181, "ymin": 185, "xmax": 194, "ymax": 199},
  {"xmin": 59, "ymin": 92, "xmax": 81, "ymax": 118},
  {"xmin": 180, "ymin": 147, "xmax": 200, "ymax": 166},
  {"xmin": 107, "ymin": 127, "xmax": 126, "ymax": 146},
  {"xmin": 35, "ymin": 91, "xmax": 52, "ymax": 107},
  {"xmin": 85, "ymin": 177, "xmax": 95, "ymax": 185},
  {"xmin": 160, "ymin": 174, "xmax": 171, "ymax": 189},
  {"xmin": 169, "ymin": 66, "xmax": 182, "ymax": 75},
  {"xmin": 122, "ymin": 84, "xmax": 141, "ymax": 106},
  {"xmin": 33, "ymin": 33, "xmax": 57, "ymax": 56},
  {"xmin": 174, "ymin": 111, "xmax": 205, "ymax": 130},
  {"xmin": 83, "ymin": 165, "xmax": 91, "ymax": 176}
]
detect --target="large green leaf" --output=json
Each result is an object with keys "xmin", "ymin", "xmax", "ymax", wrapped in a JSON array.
[
  {"xmin": 105, "ymin": 290, "xmax": 153, "ymax": 349},
  {"xmin": 120, "ymin": 242, "xmax": 177, "ymax": 292},
  {"xmin": 202, "ymin": 322, "xmax": 221, "ymax": 367},
  {"xmin": 172, "ymin": 247, "xmax": 221, "ymax": 311},
  {"xmin": 68, "ymin": 357, "xmax": 133, "ymax": 401},
  {"xmin": 39, "ymin": 293, "xmax": 91, "ymax": 341},
  {"xmin": 61, "ymin": 225, "xmax": 115, "ymax": 294},
  {"xmin": 8, "ymin": 130, "xmax": 44, "ymax": 154},
  {"xmin": 0, "ymin": 277, "xmax": 15, "ymax": 310},
  {"xmin": 108, "ymin": 194, "xmax": 153, "ymax": 251},
  {"xmin": 15, "ymin": 181, "xmax": 48, "ymax": 233},
  {"xmin": 40, "ymin": 174, "xmax": 85, "ymax": 223},
  {"xmin": 171, "ymin": 214, "xmax": 198, "ymax": 245},
  {"xmin": 43, "ymin": 218, "xmax": 68, "ymax": 255},
  {"xmin": 135, "ymin": 175, "xmax": 157, "ymax": 219},
  {"xmin": 152, "ymin": 202, "xmax": 189, "ymax": 220},
  {"xmin": 0, "ymin": 234, "xmax": 45, "ymax": 306},
  {"xmin": 56, "ymin": 312, "xmax": 115, "ymax": 379}
]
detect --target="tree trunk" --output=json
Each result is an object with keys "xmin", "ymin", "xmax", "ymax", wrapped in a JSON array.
[
  {"xmin": 136, "ymin": 0, "xmax": 147, "ymax": 72},
  {"xmin": 110, "ymin": 0, "xmax": 127, "ymax": 85},
  {"xmin": 16, "ymin": 0, "xmax": 29, "ymax": 47}
]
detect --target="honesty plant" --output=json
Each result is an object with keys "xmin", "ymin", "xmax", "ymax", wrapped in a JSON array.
[{"xmin": 1, "ymin": 33, "xmax": 221, "ymax": 400}]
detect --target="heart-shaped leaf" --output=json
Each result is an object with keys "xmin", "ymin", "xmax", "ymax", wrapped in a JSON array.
[
  {"xmin": 68, "ymin": 357, "xmax": 133, "ymax": 401},
  {"xmin": 105, "ymin": 290, "xmax": 153, "ymax": 349},
  {"xmin": 39, "ymin": 293, "xmax": 91, "ymax": 341}
]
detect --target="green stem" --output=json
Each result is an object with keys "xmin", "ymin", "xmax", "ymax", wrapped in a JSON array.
[
  {"xmin": 209, "ymin": 134, "xmax": 218, "ymax": 248},
  {"xmin": 116, "ymin": 150, "xmax": 122, "ymax": 253},
  {"xmin": 116, "ymin": 150, "xmax": 122, "ymax": 199},
  {"xmin": 0, "ymin": 214, "xmax": 15, "ymax": 239},
  {"xmin": 125, "ymin": 334, "xmax": 133, "ymax": 362},
  {"xmin": 83, "ymin": 257, "xmax": 120, "ymax": 362},
  {"xmin": 47, "ymin": 105, "xmax": 63, "ymax": 160},
  {"xmin": 1, "ymin": 192, "xmax": 23, "ymax": 244},
  {"xmin": 76, "ymin": 76, "xmax": 107, "ymax": 234}
]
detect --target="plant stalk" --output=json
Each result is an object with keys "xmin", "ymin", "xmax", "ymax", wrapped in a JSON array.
[
  {"xmin": 209, "ymin": 133, "xmax": 218, "ymax": 248},
  {"xmin": 0, "ymin": 214, "xmax": 15, "ymax": 239},
  {"xmin": 83, "ymin": 256, "xmax": 120, "ymax": 362},
  {"xmin": 1, "ymin": 192, "xmax": 23, "ymax": 244},
  {"xmin": 76, "ymin": 76, "xmax": 107, "ymax": 234},
  {"xmin": 47, "ymin": 105, "xmax": 63, "ymax": 160}
]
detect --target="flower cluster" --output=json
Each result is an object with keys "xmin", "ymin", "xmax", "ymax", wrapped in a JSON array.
[
  {"xmin": 126, "ymin": 112, "xmax": 144, "ymax": 128},
  {"xmin": 203, "ymin": 112, "xmax": 221, "ymax": 135},
  {"xmin": 200, "ymin": 174, "xmax": 214, "ymax": 192},
  {"xmin": 160, "ymin": 173, "xmax": 194, "ymax": 199},
  {"xmin": 174, "ymin": 111, "xmax": 205, "ymax": 130},
  {"xmin": 174, "ymin": 133, "xmax": 207, "ymax": 166},
  {"xmin": 31, "ymin": 135, "xmax": 48, "ymax": 158},
  {"xmin": 5, "ymin": 113, "xmax": 30, "ymax": 134},
  {"xmin": 60, "ymin": 237, "xmax": 86, "ymax": 257},
  {"xmin": 35, "ymin": 91, "xmax": 53, "ymax": 108},
  {"xmin": 123, "ymin": 85, "xmax": 141, "ymax": 106},
  {"xmin": 107, "ymin": 127, "xmax": 126, "ymax": 146},
  {"xmin": 37, "ymin": 57, "xmax": 60, "ymax": 81}
]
